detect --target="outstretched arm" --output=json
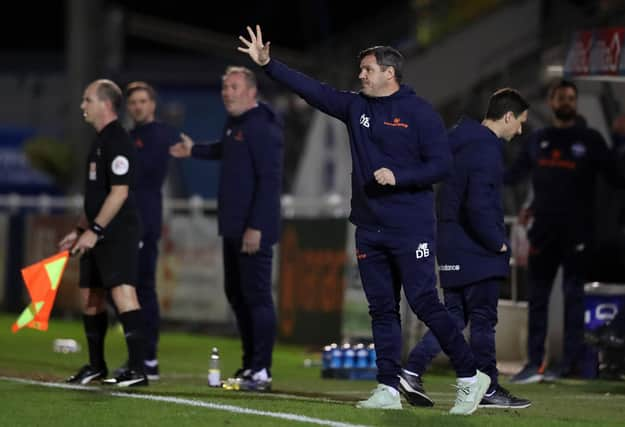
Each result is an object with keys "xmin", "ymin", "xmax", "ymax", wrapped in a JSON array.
[{"xmin": 170, "ymin": 133, "xmax": 222, "ymax": 160}]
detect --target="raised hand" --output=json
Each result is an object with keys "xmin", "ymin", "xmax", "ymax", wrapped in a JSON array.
[
  {"xmin": 237, "ymin": 25, "xmax": 271, "ymax": 66},
  {"xmin": 169, "ymin": 133, "xmax": 194, "ymax": 158}
]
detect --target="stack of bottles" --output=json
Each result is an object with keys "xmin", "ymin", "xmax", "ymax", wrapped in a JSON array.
[{"xmin": 321, "ymin": 342, "xmax": 377, "ymax": 380}]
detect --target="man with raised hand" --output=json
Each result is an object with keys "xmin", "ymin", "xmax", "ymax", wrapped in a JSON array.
[{"xmin": 238, "ymin": 25, "xmax": 489, "ymax": 414}]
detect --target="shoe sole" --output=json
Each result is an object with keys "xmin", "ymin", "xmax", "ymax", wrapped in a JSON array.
[
  {"xmin": 355, "ymin": 403, "xmax": 402, "ymax": 410},
  {"xmin": 509, "ymin": 374, "xmax": 544, "ymax": 384},
  {"xmin": 398, "ymin": 377, "xmax": 434, "ymax": 407},
  {"xmin": 146, "ymin": 374, "xmax": 160, "ymax": 381},
  {"xmin": 478, "ymin": 402, "xmax": 532, "ymax": 409},
  {"xmin": 72, "ymin": 373, "xmax": 104, "ymax": 385},
  {"xmin": 116, "ymin": 378, "xmax": 148, "ymax": 387}
]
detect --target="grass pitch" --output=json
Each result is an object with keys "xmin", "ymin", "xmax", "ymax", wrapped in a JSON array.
[{"xmin": 1, "ymin": 313, "xmax": 624, "ymax": 427}]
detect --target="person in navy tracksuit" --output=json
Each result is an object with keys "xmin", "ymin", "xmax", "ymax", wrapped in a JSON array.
[
  {"xmin": 120, "ymin": 81, "xmax": 180, "ymax": 380},
  {"xmin": 170, "ymin": 66, "xmax": 283, "ymax": 391},
  {"xmin": 238, "ymin": 25, "xmax": 490, "ymax": 414},
  {"xmin": 402, "ymin": 89, "xmax": 531, "ymax": 409},
  {"xmin": 506, "ymin": 80, "xmax": 625, "ymax": 383}
]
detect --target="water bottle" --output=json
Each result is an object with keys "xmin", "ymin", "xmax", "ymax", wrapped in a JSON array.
[
  {"xmin": 355, "ymin": 343, "xmax": 369, "ymax": 368},
  {"xmin": 322, "ymin": 345, "xmax": 332, "ymax": 370},
  {"xmin": 330, "ymin": 343, "xmax": 342, "ymax": 369},
  {"xmin": 208, "ymin": 347, "xmax": 221, "ymax": 387},
  {"xmin": 367, "ymin": 343, "xmax": 377, "ymax": 369},
  {"xmin": 342, "ymin": 343, "xmax": 355, "ymax": 369}
]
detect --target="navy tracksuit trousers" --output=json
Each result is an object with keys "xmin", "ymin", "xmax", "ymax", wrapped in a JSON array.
[
  {"xmin": 526, "ymin": 220, "xmax": 587, "ymax": 372},
  {"xmin": 222, "ymin": 237, "xmax": 276, "ymax": 372},
  {"xmin": 136, "ymin": 235, "xmax": 160, "ymax": 362},
  {"xmin": 406, "ymin": 278, "xmax": 500, "ymax": 391},
  {"xmin": 355, "ymin": 227, "xmax": 476, "ymax": 389}
]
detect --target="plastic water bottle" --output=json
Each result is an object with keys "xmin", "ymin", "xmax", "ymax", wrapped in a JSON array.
[
  {"xmin": 322, "ymin": 345, "xmax": 332, "ymax": 370},
  {"xmin": 355, "ymin": 343, "xmax": 369, "ymax": 368},
  {"xmin": 342, "ymin": 343, "xmax": 355, "ymax": 369},
  {"xmin": 330, "ymin": 343, "xmax": 342, "ymax": 369},
  {"xmin": 208, "ymin": 347, "xmax": 221, "ymax": 387},
  {"xmin": 367, "ymin": 343, "xmax": 377, "ymax": 369}
]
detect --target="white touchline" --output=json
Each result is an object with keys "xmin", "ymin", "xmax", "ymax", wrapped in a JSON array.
[{"xmin": 0, "ymin": 377, "xmax": 371, "ymax": 427}]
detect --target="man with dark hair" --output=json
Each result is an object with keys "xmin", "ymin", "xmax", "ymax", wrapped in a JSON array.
[
  {"xmin": 59, "ymin": 79, "xmax": 147, "ymax": 387},
  {"xmin": 358, "ymin": 46, "xmax": 404, "ymax": 82},
  {"xmin": 507, "ymin": 79, "xmax": 625, "ymax": 383},
  {"xmin": 399, "ymin": 89, "xmax": 531, "ymax": 409},
  {"xmin": 170, "ymin": 65, "xmax": 283, "ymax": 391},
  {"xmin": 111, "ymin": 81, "xmax": 180, "ymax": 380},
  {"xmin": 238, "ymin": 25, "xmax": 490, "ymax": 414}
]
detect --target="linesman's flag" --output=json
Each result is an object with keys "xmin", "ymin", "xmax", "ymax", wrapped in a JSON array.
[{"xmin": 11, "ymin": 251, "xmax": 70, "ymax": 333}]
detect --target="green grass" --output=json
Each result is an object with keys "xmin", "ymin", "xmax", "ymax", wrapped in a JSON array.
[{"xmin": 1, "ymin": 313, "xmax": 624, "ymax": 426}]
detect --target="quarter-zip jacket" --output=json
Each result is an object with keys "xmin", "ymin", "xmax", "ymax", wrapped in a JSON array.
[{"xmin": 264, "ymin": 59, "xmax": 451, "ymax": 235}]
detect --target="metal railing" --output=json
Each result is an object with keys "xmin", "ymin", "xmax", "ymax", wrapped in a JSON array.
[{"xmin": 0, "ymin": 193, "xmax": 526, "ymax": 302}]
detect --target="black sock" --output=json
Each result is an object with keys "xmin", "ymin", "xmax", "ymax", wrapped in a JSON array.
[
  {"xmin": 83, "ymin": 313, "xmax": 108, "ymax": 370},
  {"xmin": 119, "ymin": 309, "xmax": 145, "ymax": 373}
]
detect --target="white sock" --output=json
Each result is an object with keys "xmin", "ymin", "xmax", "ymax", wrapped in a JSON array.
[
  {"xmin": 381, "ymin": 384, "xmax": 400, "ymax": 396},
  {"xmin": 252, "ymin": 368, "xmax": 268, "ymax": 381},
  {"xmin": 144, "ymin": 359, "xmax": 158, "ymax": 368},
  {"xmin": 457, "ymin": 374, "xmax": 478, "ymax": 384},
  {"xmin": 402, "ymin": 369, "xmax": 420, "ymax": 378}
]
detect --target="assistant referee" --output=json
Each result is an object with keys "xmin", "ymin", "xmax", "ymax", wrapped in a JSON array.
[{"xmin": 59, "ymin": 79, "xmax": 147, "ymax": 387}]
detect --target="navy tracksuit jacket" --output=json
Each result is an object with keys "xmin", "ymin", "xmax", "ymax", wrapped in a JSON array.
[
  {"xmin": 406, "ymin": 118, "xmax": 509, "ymax": 390},
  {"xmin": 264, "ymin": 59, "xmax": 478, "ymax": 388},
  {"xmin": 192, "ymin": 102, "xmax": 283, "ymax": 372},
  {"xmin": 192, "ymin": 102, "xmax": 283, "ymax": 246},
  {"xmin": 505, "ymin": 124, "xmax": 625, "ymax": 372},
  {"xmin": 130, "ymin": 121, "xmax": 179, "ymax": 362}
]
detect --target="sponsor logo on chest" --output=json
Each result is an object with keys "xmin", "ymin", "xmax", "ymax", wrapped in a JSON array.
[{"xmin": 383, "ymin": 117, "xmax": 409, "ymax": 128}]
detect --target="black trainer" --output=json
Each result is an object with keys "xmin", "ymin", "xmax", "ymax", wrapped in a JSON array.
[
  {"xmin": 233, "ymin": 368, "xmax": 252, "ymax": 379},
  {"xmin": 115, "ymin": 360, "xmax": 159, "ymax": 381},
  {"xmin": 479, "ymin": 385, "xmax": 531, "ymax": 409},
  {"xmin": 239, "ymin": 369, "xmax": 272, "ymax": 392},
  {"xmin": 103, "ymin": 369, "xmax": 148, "ymax": 387},
  {"xmin": 113, "ymin": 361, "xmax": 128, "ymax": 378},
  {"xmin": 398, "ymin": 370, "xmax": 434, "ymax": 407},
  {"xmin": 66, "ymin": 364, "xmax": 108, "ymax": 385}
]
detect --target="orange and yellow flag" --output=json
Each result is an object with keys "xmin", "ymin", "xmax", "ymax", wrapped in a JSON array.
[{"xmin": 11, "ymin": 251, "xmax": 70, "ymax": 333}]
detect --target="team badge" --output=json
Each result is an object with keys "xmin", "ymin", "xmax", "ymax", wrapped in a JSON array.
[
  {"xmin": 111, "ymin": 155, "xmax": 129, "ymax": 175},
  {"xmin": 89, "ymin": 162, "xmax": 96, "ymax": 180},
  {"xmin": 540, "ymin": 140, "xmax": 550, "ymax": 149}
]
